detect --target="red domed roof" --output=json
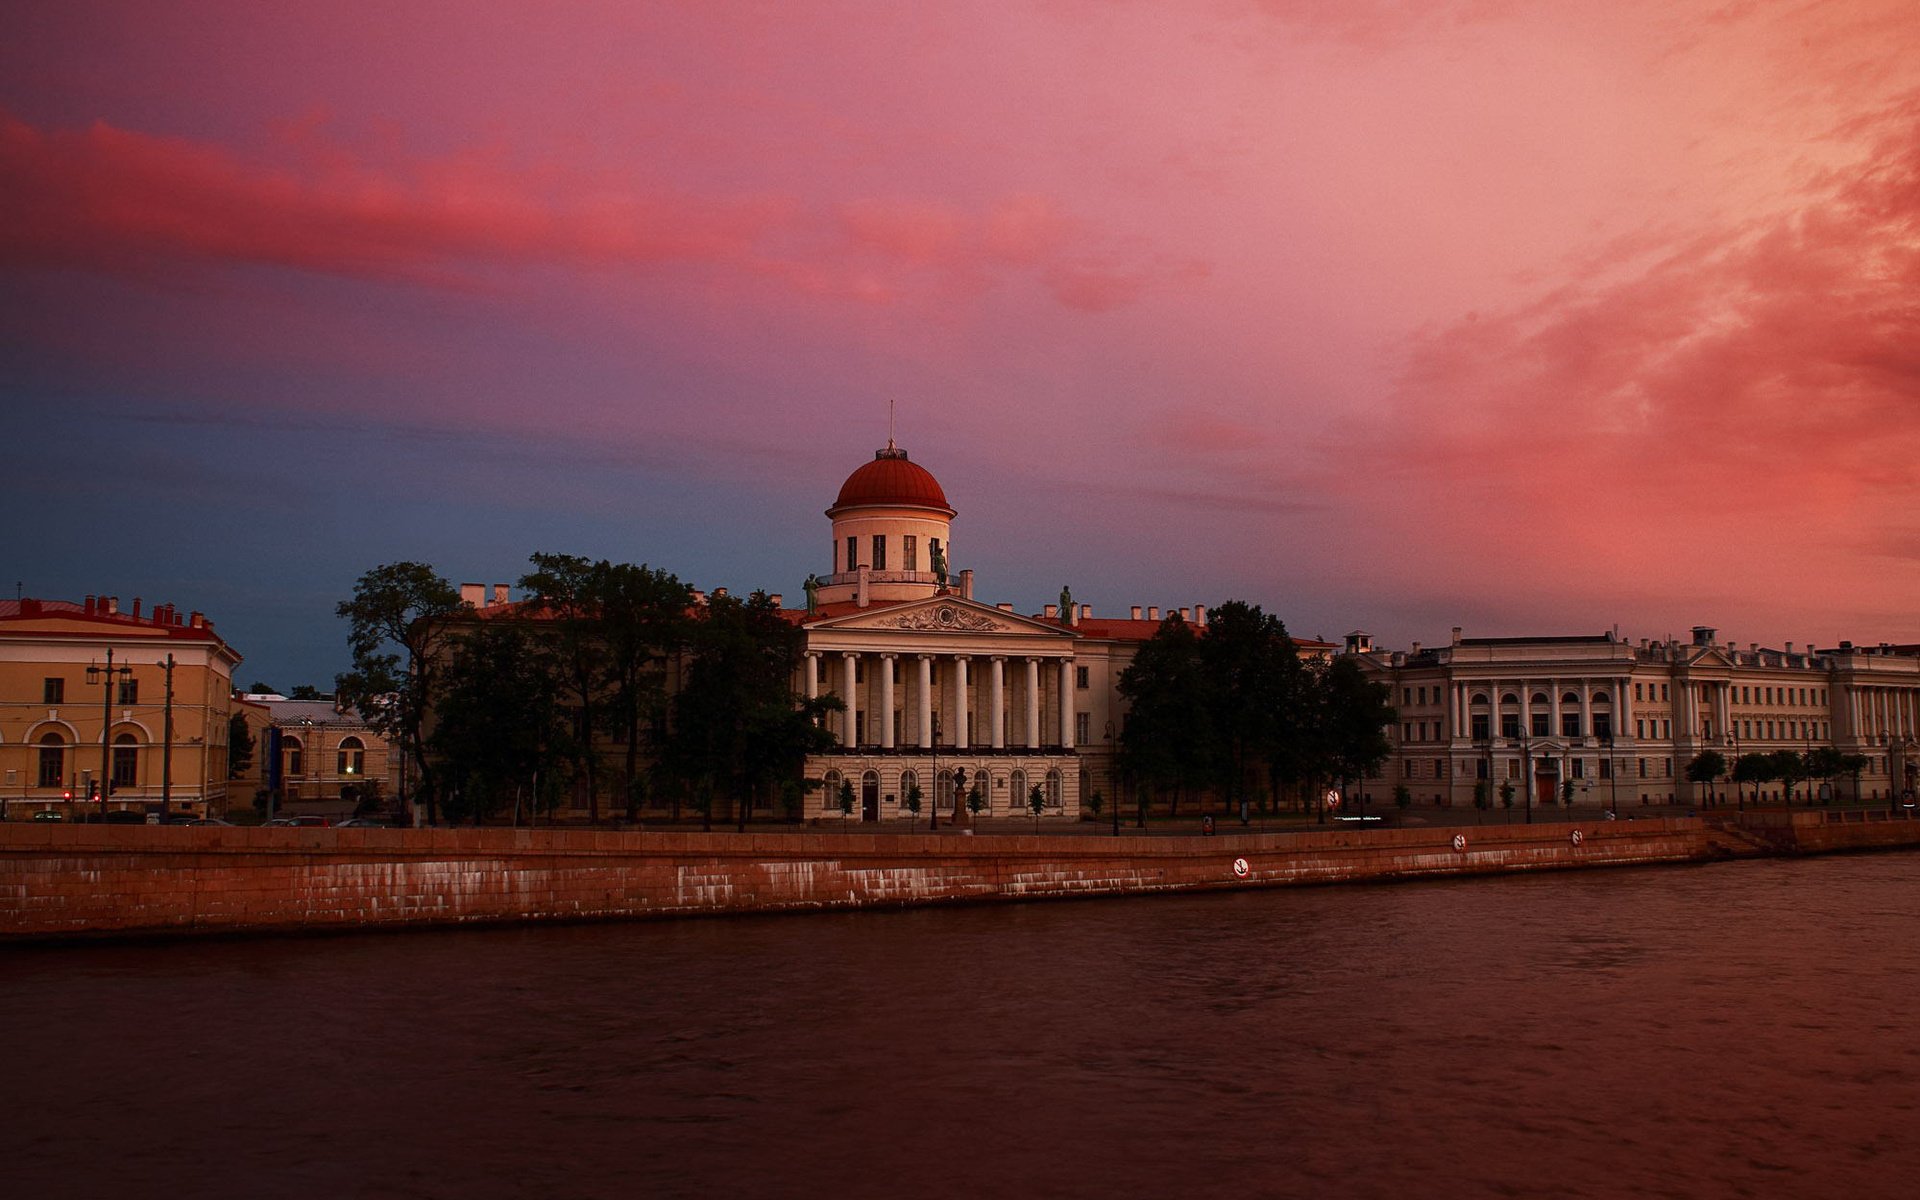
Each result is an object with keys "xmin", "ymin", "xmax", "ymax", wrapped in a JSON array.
[{"xmin": 828, "ymin": 447, "xmax": 955, "ymax": 516}]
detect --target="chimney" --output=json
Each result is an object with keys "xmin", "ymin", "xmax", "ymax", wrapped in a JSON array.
[
  {"xmin": 131, "ymin": 597, "xmax": 142, "ymax": 619},
  {"xmin": 959, "ymin": 568, "xmax": 974, "ymax": 600},
  {"xmin": 491, "ymin": 583, "xmax": 510, "ymax": 606},
  {"xmin": 855, "ymin": 568, "xmax": 869, "ymax": 608},
  {"xmin": 1451, "ymin": 626, "xmax": 1463, "ymax": 646},
  {"xmin": 1044, "ymin": 604, "xmax": 1058, "ymax": 619},
  {"xmin": 460, "ymin": 583, "xmax": 485, "ymax": 607},
  {"xmin": 1130, "ymin": 606, "xmax": 1143, "ymax": 620},
  {"xmin": 1148, "ymin": 606, "xmax": 1160, "ymax": 621}
]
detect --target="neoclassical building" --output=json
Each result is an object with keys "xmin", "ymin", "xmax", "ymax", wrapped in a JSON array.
[
  {"xmin": 0, "ymin": 596, "xmax": 242, "ymax": 819},
  {"xmin": 1351, "ymin": 625, "xmax": 1920, "ymax": 809},
  {"xmin": 787, "ymin": 441, "xmax": 1317, "ymax": 823}
]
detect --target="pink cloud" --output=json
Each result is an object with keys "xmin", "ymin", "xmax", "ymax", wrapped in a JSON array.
[{"xmin": 0, "ymin": 109, "xmax": 1200, "ymax": 314}]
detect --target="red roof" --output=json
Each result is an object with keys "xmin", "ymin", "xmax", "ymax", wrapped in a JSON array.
[{"xmin": 828, "ymin": 448, "xmax": 954, "ymax": 516}]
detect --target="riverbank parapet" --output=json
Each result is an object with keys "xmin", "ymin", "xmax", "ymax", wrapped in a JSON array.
[{"xmin": 3, "ymin": 812, "xmax": 1916, "ymax": 940}]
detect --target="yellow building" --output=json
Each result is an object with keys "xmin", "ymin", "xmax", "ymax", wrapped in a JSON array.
[{"xmin": 1, "ymin": 596, "xmax": 242, "ymax": 819}]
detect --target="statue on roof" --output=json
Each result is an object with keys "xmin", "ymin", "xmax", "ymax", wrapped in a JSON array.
[
  {"xmin": 1059, "ymin": 585, "xmax": 1073, "ymax": 626},
  {"xmin": 803, "ymin": 573, "xmax": 820, "ymax": 616}
]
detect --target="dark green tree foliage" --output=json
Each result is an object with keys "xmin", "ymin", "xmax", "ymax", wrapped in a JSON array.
[
  {"xmin": 1198, "ymin": 601, "xmax": 1305, "ymax": 815},
  {"xmin": 665, "ymin": 590, "xmax": 838, "ymax": 831},
  {"xmin": 227, "ymin": 712, "xmax": 255, "ymax": 779},
  {"xmin": 335, "ymin": 562, "xmax": 467, "ymax": 825},
  {"xmin": 519, "ymin": 553, "xmax": 611, "ymax": 824},
  {"xmin": 1310, "ymin": 655, "xmax": 1396, "ymax": 818},
  {"xmin": 1117, "ymin": 614, "xmax": 1215, "ymax": 816},
  {"xmin": 429, "ymin": 624, "xmax": 578, "ymax": 824},
  {"xmin": 1687, "ymin": 749, "xmax": 1727, "ymax": 802}
]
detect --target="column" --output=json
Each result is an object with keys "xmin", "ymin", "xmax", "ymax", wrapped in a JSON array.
[
  {"xmin": 953, "ymin": 656, "xmax": 970, "ymax": 749},
  {"xmin": 878, "ymin": 654, "xmax": 895, "ymax": 750},
  {"xmin": 1060, "ymin": 658, "xmax": 1075, "ymax": 748},
  {"xmin": 841, "ymin": 652, "xmax": 859, "ymax": 747},
  {"xmin": 918, "ymin": 655, "xmax": 934, "ymax": 747},
  {"xmin": 990, "ymin": 657, "xmax": 1006, "ymax": 749},
  {"xmin": 804, "ymin": 651, "xmax": 819, "ymax": 700},
  {"xmin": 1025, "ymin": 658, "xmax": 1041, "ymax": 748}
]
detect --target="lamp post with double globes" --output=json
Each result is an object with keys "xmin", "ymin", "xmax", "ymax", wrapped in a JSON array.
[{"xmin": 86, "ymin": 649, "xmax": 132, "ymax": 823}]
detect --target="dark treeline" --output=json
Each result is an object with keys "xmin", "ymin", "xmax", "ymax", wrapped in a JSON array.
[
  {"xmin": 1117, "ymin": 601, "xmax": 1395, "ymax": 822},
  {"xmin": 335, "ymin": 555, "xmax": 836, "ymax": 828}
]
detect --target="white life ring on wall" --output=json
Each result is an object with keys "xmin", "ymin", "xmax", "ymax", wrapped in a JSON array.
[
  {"xmin": 1570, "ymin": 830, "xmax": 1584, "ymax": 847},
  {"xmin": 1451, "ymin": 833, "xmax": 1467, "ymax": 852}
]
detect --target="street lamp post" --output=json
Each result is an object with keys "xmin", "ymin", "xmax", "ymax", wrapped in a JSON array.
[{"xmin": 86, "ymin": 648, "xmax": 132, "ymax": 823}]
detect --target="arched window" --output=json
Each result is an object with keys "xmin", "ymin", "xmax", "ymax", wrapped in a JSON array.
[
  {"xmin": 111, "ymin": 733, "xmax": 139, "ymax": 791},
  {"xmin": 38, "ymin": 732, "xmax": 65, "ymax": 789},
  {"xmin": 283, "ymin": 736, "xmax": 304, "ymax": 778},
  {"xmin": 337, "ymin": 736, "xmax": 365, "ymax": 777}
]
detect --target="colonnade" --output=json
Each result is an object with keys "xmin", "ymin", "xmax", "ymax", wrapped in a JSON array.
[{"xmin": 804, "ymin": 650, "xmax": 1075, "ymax": 752}]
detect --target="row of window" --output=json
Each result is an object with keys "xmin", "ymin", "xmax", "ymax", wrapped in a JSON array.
[
  {"xmin": 836, "ymin": 534, "xmax": 942, "ymax": 575},
  {"xmin": 37, "ymin": 677, "xmax": 142, "ymax": 705}
]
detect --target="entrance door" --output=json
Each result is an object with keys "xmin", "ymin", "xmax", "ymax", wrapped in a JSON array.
[{"xmin": 861, "ymin": 772, "xmax": 880, "ymax": 822}]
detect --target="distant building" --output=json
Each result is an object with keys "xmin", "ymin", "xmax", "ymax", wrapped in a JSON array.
[
  {"xmin": 1350, "ymin": 625, "xmax": 1920, "ymax": 809},
  {"xmin": 0, "ymin": 596, "xmax": 242, "ymax": 819}
]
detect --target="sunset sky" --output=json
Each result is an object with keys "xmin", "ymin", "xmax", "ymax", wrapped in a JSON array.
[{"xmin": 6, "ymin": 1, "xmax": 1918, "ymax": 687}]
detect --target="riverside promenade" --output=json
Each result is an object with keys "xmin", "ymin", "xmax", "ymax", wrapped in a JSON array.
[{"xmin": 3, "ymin": 809, "xmax": 1917, "ymax": 940}]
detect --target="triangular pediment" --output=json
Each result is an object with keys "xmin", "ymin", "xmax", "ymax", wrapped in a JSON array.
[{"xmin": 806, "ymin": 595, "xmax": 1073, "ymax": 638}]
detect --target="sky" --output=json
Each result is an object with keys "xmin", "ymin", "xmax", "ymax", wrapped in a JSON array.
[{"xmin": 5, "ymin": 0, "xmax": 1918, "ymax": 689}]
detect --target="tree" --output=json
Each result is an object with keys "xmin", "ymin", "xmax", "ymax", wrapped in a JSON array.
[
  {"xmin": 664, "ymin": 590, "xmax": 837, "ymax": 831},
  {"xmin": 1732, "ymin": 753, "xmax": 1775, "ymax": 806},
  {"xmin": 520, "ymin": 553, "xmax": 613, "ymax": 824},
  {"xmin": 335, "ymin": 562, "xmax": 467, "ymax": 825},
  {"xmin": 1686, "ymin": 750, "xmax": 1727, "ymax": 805},
  {"xmin": 428, "ymin": 624, "xmax": 578, "ymax": 825},
  {"xmin": 1776, "ymin": 750, "xmax": 1808, "ymax": 806},
  {"xmin": 227, "ymin": 712, "xmax": 255, "ymax": 779},
  {"xmin": 1117, "ymin": 614, "xmax": 1214, "ymax": 818},
  {"xmin": 1309, "ymin": 656, "xmax": 1396, "ymax": 822}
]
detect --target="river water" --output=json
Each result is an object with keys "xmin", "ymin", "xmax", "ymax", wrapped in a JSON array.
[{"xmin": 6, "ymin": 853, "xmax": 1920, "ymax": 1199}]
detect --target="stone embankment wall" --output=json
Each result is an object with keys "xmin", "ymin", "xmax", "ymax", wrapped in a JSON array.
[{"xmin": 2, "ymin": 815, "xmax": 1916, "ymax": 939}]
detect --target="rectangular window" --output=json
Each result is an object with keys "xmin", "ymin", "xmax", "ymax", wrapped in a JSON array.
[
  {"xmin": 1562, "ymin": 713, "xmax": 1581, "ymax": 738},
  {"xmin": 1531, "ymin": 713, "xmax": 1549, "ymax": 738},
  {"xmin": 1471, "ymin": 714, "xmax": 1489, "ymax": 741},
  {"xmin": 904, "ymin": 535, "xmax": 917, "ymax": 572},
  {"xmin": 1076, "ymin": 666, "xmax": 1089, "ymax": 689},
  {"xmin": 846, "ymin": 536, "xmax": 858, "ymax": 572},
  {"xmin": 872, "ymin": 535, "xmax": 887, "ymax": 571},
  {"xmin": 118, "ymin": 678, "xmax": 138, "ymax": 705},
  {"xmin": 43, "ymin": 677, "xmax": 64, "ymax": 704}
]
